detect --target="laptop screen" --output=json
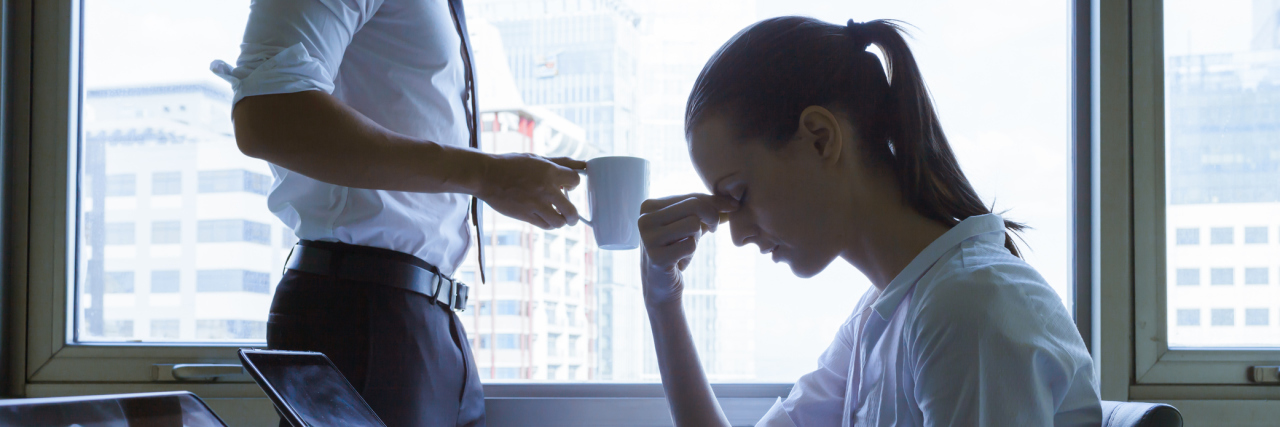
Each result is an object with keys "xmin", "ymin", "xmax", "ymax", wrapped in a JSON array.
[
  {"xmin": 240, "ymin": 350, "xmax": 385, "ymax": 427},
  {"xmin": 0, "ymin": 391, "xmax": 227, "ymax": 427}
]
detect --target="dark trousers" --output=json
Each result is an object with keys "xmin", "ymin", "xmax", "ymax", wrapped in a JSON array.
[{"xmin": 267, "ymin": 241, "xmax": 485, "ymax": 427}]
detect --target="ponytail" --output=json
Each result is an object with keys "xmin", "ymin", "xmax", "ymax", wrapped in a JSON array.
[{"xmin": 686, "ymin": 17, "xmax": 1025, "ymax": 257}]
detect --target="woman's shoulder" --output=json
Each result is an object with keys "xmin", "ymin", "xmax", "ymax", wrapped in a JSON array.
[{"xmin": 907, "ymin": 240, "xmax": 1068, "ymax": 332}]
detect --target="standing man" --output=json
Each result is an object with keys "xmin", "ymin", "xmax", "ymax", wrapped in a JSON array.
[{"xmin": 211, "ymin": 0, "xmax": 583, "ymax": 425}]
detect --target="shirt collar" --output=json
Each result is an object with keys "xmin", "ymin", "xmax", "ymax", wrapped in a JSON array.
[{"xmin": 870, "ymin": 214, "xmax": 1008, "ymax": 319}]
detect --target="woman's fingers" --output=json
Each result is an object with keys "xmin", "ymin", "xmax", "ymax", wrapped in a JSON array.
[
  {"xmin": 648, "ymin": 236, "xmax": 698, "ymax": 270},
  {"xmin": 639, "ymin": 196, "xmax": 729, "ymax": 234}
]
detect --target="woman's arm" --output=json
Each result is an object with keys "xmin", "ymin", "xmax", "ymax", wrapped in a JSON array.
[{"xmin": 638, "ymin": 194, "xmax": 737, "ymax": 427}]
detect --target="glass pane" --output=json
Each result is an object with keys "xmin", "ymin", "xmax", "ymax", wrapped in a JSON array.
[
  {"xmin": 76, "ymin": 1, "xmax": 274, "ymax": 343},
  {"xmin": 1166, "ymin": 0, "xmax": 1280, "ymax": 348},
  {"xmin": 458, "ymin": 0, "xmax": 1069, "ymax": 381}
]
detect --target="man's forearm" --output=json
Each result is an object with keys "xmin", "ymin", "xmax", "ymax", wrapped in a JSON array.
[
  {"xmin": 232, "ymin": 90, "xmax": 490, "ymax": 195},
  {"xmin": 648, "ymin": 300, "xmax": 731, "ymax": 427}
]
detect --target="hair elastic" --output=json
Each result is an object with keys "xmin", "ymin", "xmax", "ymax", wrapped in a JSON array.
[{"xmin": 845, "ymin": 19, "xmax": 872, "ymax": 51}]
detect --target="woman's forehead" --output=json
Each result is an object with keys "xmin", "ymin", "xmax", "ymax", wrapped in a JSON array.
[{"xmin": 688, "ymin": 117, "xmax": 749, "ymax": 191}]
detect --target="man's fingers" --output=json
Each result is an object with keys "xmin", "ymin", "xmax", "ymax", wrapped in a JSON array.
[
  {"xmin": 549, "ymin": 157, "xmax": 588, "ymax": 171},
  {"xmin": 554, "ymin": 166, "xmax": 583, "ymax": 190},
  {"xmin": 549, "ymin": 191, "xmax": 581, "ymax": 226},
  {"xmin": 535, "ymin": 203, "xmax": 568, "ymax": 229},
  {"xmin": 528, "ymin": 211, "xmax": 555, "ymax": 230}
]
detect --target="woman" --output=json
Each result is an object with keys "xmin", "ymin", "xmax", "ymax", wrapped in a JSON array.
[{"xmin": 638, "ymin": 17, "xmax": 1101, "ymax": 426}]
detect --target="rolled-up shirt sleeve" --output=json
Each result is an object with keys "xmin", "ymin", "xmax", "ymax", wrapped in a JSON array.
[{"xmin": 209, "ymin": 0, "xmax": 383, "ymax": 106}]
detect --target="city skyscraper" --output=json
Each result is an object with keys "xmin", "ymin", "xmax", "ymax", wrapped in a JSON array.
[
  {"xmin": 80, "ymin": 83, "xmax": 291, "ymax": 342},
  {"xmin": 1165, "ymin": 0, "xmax": 1280, "ymax": 346}
]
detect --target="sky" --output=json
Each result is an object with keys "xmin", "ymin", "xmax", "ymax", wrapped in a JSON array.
[{"xmin": 84, "ymin": 0, "xmax": 1075, "ymax": 383}]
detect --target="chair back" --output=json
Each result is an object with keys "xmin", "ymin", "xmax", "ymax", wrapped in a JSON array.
[{"xmin": 1101, "ymin": 400, "xmax": 1183, "ymax": 427}]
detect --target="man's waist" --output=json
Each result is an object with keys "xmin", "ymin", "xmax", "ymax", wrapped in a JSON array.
[{"xmin": 284, "ymin": 240, "xmax": 470, "ymax": 312}]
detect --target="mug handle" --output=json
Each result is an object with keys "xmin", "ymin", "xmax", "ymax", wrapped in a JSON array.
[{"xmin": 566, "ymin": 169, "xmax": 592, "ymax": 226}]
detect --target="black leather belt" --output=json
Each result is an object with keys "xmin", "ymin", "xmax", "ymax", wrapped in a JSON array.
[{"xmin": 284, "ymin": 243, "xmax": 469, "ymax": 312}]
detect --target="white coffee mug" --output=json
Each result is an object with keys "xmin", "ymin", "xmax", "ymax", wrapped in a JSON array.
[{"xmin": 574, "ymin": 156, "xmax": 650, "ymax": 250}]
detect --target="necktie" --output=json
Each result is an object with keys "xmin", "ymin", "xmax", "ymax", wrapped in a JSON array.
[{"xmin": 448, "ymin": 0, "xmax": 486, "ymax": 284}]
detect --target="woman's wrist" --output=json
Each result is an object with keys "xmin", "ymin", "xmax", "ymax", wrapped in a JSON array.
[{"xmin": 646, "ymin": 296, "xmax": 683, "ymax": 316}]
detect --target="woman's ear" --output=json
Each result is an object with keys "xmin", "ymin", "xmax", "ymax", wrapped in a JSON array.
[{"xmin": 796, "ymin": 106, "xmax": 843, "ymax": 165}]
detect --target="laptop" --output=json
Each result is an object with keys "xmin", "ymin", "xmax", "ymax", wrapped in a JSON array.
[
  {"xmin": 0, "ymin": 390, "xmax": 227, "ymax": 426},
  {"xmin": 239, "ymin": 348, "xmax": 387, "ymax": 427}
]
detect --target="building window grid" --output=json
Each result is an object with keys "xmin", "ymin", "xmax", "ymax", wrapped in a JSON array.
[
  {"xmin": 1244, "ymin": 267, "xmax": 1270, "ymax": 285},
  {"xmin": 1176, "ymin": 268, "xmax": 1200, "ymax": 286},
  {"xmin": 105, "ymin": 174, "xmax": 136, "ymax": 197},
  {"xmin": 1243, "ymin": 226, "xmax": 1268, "ymax": 244},
  {"xmin": 1210, "ymin": 227, "xmax": 1234, "ymax": 245},
  {"xmin": 151, "ymin": 171, "xmax": 182, "ymax": 195},
  {"xmin": 1210, "ymin": 268, "xmax": 1234, "ymax": 286},
  {"xmin": 1211, "ymin": 308, "xmax": 1235, "ymax": 327},
  {"xmin": 1245, "ymin": 308, "xmax": 1270, "ymax": 326},
  {"xmin": 150, "ymin": 220, "xmax": 181, "ymax": 244},
  {"xmin": 1176, "ymin": 309, "xmax": 1201, "ymax": 326}
]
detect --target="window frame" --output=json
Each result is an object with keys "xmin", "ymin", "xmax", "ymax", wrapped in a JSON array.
[
  {"xmin": 1114, "ymin": 1, "xmax": 1280, "ymax": 417},
  {"xmin": 0, "ymin": 0, "xmax": 1148, "ymax": 423}
]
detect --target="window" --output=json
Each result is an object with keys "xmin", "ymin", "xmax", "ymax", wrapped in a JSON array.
[
  {"xmin": 150, "ymin": 220, "xmax": 181, "ymax": 244},
  {"xmin": 1209, "ymin": 227, "xmax": 1234, "ymax": 245},
  {"xmin": 1244, "ymin": 268, "xmax": 1269, "ymax": 285},
  {"xmin": 106, "ymin": 174, "xmax": 136, "ymax": 197},
  {"xmin": 197, "ymin": 170, "xmax": 270, "ymax": 195},
  {"xmin": 478, "ymin": 335, "xmax": 490, "ymax": 349},
  {"xmin": 568, "ymin": 335, "xmax": 579, "ymax": 357},
  {"xmin": 1245, "ymin": 308, "xmax": 1270, "ymax": 326},
  {"xmin": 495, "ymin": 333, "xmax": 522, "ymax": 350},
  {"xmin": 104, "ymin": 222, "xmax": 135, "ymax": 245},
  {"xmin": 195, "ymin": 320, "xmax": 267, "ymax": 340},
  {"xmin": 104, "ymin": 272, "xmax": 135, "ymax": 293},
  {"xmin": 494, "ymin": 230, "xmax": 522, "ymax": 246},
  {"xmin": 568, "ymin": 365, "xmax": 579, "ymax": 380},
  {"xmin": 151, "ymin": 171, "xmax": 182, "ymax": 195},
  {"xmin": 1175, "ymin": 268, "xmax": 1199, "ymax": 286},
  {"xmin": 196, "ymin": 270, "xmax": 271, "ymax": 294},
  {"xmin": 565, "ymin": 305, "xmax": 577, "ymax": 327},
  {"xmin": 547, "ymin": 365, "xmax": 559, "ymax": 379},
  {"xmin": 1176, "ymin": 309, "xmax": 1200, "ymax": 326},
  {"xmin": 151, "ymin": 270, "xmax": 180, "ymax": 293},
  {"xmin": 478, "ymin": 301, "xmax": 491, "ymax": 316},
  {"xmin": 546, "ymin": 302, "xmax": 557, "ymax": 325},
  {"xmin": 547, "ymin": 333, "xmax": 559, "ymax": 356},
  {"xmin": 18, "ymin": 0, "xmax": 1077, "ymax": 416},
  {"xmin": 103, "ymin": 320, "xmax": 135, "ymax": 338},
  {"xmin": 544, "ymin": 267, "xmax": 556, "ymax": 293},
  {"xmin": 1210, "ymin": 309, "xmax": 1235, "ymax": 327},
  {"xmin": 495, "ymin": 368, "xmax": 522, "ymax": 379},
  {"xmin": 1210, "ymin": 268, "xmax": 1233, "ymax": 286},
  {"xmin": 197, "ymin": 219, "xmax": 271, "ymax": 245},
  {"xmin": 495, "ymin": 267, "xmax": 523, "ymax": 282},
  {"xmin": 496, "ymin": 300, "xmax": 522, "ymax": 316},
  {"xmin": 1244, "ymin": 226, "xmax": 1268, "ymax": 244},
  {"xmin": 150, "ymin": 319, "xmax": 180, "ymax": 339},
  {"xmin": 1174, "ymin": 227, "xmax": 1199, "ymax": 245}
]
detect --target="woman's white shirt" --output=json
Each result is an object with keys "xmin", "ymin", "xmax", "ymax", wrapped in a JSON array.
[{"xmin": 756, "ymin": 214, "xmax": 1101, "ymax": 427}]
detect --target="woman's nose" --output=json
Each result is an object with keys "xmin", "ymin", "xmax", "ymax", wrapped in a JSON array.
[{"xmin": 728, "ymin": 211, "xmax": 756, "ymax": 247}]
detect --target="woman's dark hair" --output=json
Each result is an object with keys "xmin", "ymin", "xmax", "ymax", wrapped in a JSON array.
[{"xmin": 685, "ymin": 17, "xmax": 1025, "ymax": 257}]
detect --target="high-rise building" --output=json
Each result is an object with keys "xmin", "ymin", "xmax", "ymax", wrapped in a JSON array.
[
  {"xmin": 1165, "ymin": 0, "xmax": 1280, "ymax": 347},
  {"xmin": 464, "ymin": 0, "xmax": 650, "ymax": 381},
  {"xmin": 80, "ymin": 83, "xmax": 291, "ymax": 342},
  {"xmin": 452, "ymin": 19, "xmax": 604, "ymax": 380},
  {"xmin": 632, "ymin": 0, "xmax": 758, "ymax": 381}
]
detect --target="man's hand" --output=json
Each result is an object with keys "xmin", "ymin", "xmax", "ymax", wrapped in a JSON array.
[
  {"xmin": 638, "ymin": 194, "xmax": 738, "ymax": 307},
  {"xmin": 475, "ymin": 154, "xmax": 587, "ymax": 230}
]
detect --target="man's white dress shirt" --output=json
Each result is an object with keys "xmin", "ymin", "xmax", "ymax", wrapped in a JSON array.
[
  {"xmin": 757, "ymin": 214, "xmax": 1101, "ymax": 426},
  {"xmin": 210, "ymin": 0, "xmax": 473, "ymax": 275}
]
